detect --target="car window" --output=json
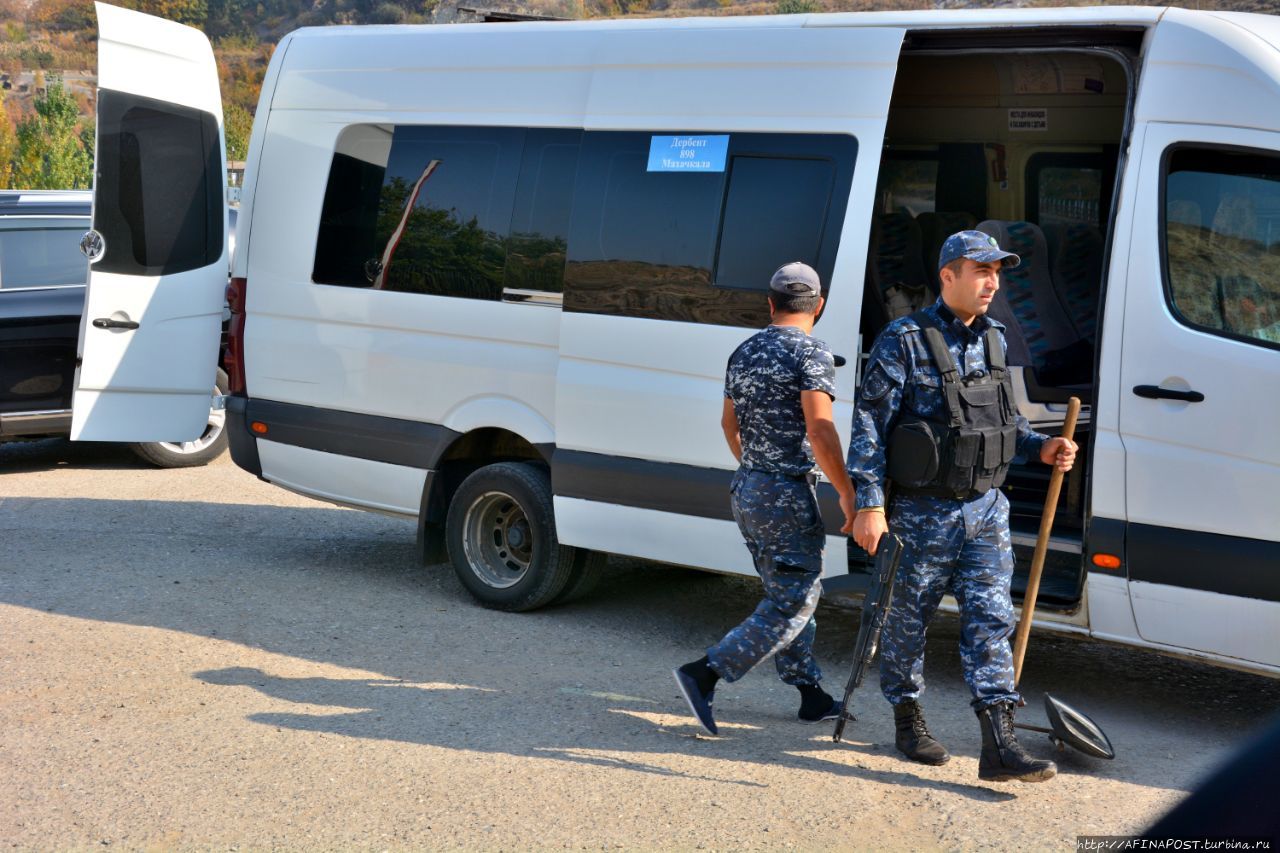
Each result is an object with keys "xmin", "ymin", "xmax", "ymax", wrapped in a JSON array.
[
  {"xmin": 0, "ymin": 225, "xmax": 88, "ymax": 289},
  {"xmin": 1164, "ymin": 146, "xmax": 1280, "ymax": 349}
]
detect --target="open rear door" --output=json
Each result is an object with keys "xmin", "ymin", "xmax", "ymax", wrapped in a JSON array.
[{"xmin": 72, "ymin": 2, "xmax": 226, "ymax": 442}]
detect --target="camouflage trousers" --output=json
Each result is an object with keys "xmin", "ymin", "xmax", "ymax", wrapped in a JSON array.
[
  {"xmin": 879, "ymin": 488, "xmax": 1020, "ymax": 710},
  {"xmin": 707, "ymin": 469, "xmax": 825, "ymax": 686}
]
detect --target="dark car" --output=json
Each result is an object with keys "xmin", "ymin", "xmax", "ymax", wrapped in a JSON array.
[{"xmin": 0, "ymin": 189, "xmax": 231, "ymax": 467}]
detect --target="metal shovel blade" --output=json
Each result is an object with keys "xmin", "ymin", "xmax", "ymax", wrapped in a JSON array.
[{"xmin": 1043, "ymin": 693, "xmax": 1115, "ymax": 760}]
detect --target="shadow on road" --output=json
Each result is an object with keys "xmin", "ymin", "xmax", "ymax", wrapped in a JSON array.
[
  {"xmin": 4, "ymin": 494, "xmax": 1278, "ymax": 799},
  {"xmin": 0, "ymin": 437, "xmax": 174, "ymax": 473}
]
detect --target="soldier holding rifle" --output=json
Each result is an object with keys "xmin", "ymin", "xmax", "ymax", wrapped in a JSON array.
[{"xmin": 846, "ymin": 231, "xmax": 1077, "ymax": 783}]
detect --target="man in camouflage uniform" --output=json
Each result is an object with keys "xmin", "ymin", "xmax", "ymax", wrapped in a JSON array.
[
  {"xmin": 847, "ymin": 231, "xmax": 1077, "ymax": 783},
  {"xmin": 673, "ymin": 262, "xmax": 857, "ymax": 737}
]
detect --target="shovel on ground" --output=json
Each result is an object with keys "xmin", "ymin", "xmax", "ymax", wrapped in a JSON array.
[{"xmin": 1010, "ymin": 395, "xmax": 1115, "ymax": 760}]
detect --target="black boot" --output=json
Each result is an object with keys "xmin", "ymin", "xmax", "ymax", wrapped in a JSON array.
[
  {"xmin": 893, "ymin": 700, "xmax": 950, "ymax": 765},
  {"xmin": 976, "ymin": 701, "xmax": 1057, "ymax": 783}
]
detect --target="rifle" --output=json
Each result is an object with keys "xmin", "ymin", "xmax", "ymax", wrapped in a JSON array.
[{"xmin": 833, "ymin": 532, "xmax": 904, "ymax": 743}]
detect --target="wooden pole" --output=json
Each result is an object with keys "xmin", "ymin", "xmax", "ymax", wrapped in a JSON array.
[{"xmin": 1012, "ymin": 395, "xmax": 1081, "ymax": 686}]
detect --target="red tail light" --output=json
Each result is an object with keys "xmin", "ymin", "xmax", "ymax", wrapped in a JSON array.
[{"xmin": 225, "ymin": 276, "xmax": 248, "ymax": 395}]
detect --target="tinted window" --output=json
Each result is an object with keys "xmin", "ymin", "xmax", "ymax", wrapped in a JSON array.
[
  {"xmin": 313, "ymin": 150, "xmax": 388, "ymax": 288},
  {"xmin": 373, "ymin": 127, "xmax": 522, "ymax": 299},
  {"xmin": 1164, "ymin": 146, "xmax": 1280, "ymax": 349},
  {"xmin": 565, "ymin": 132, "xmax": 856, "ymax": 327},
  {"xmin": 93, "ymin": 90, "xmax": 223, "ymax": 276},
  {"xmin": 314, "ymin": 126, "xmax": 523, "ymax": 299},
  {"xmin": 0, "ymin": 226, "xmax": 87, "ymax": 289},
  {"xmin": 715, "ymin": 156, "xmax": 836, "ymax": 291},
  {"xmin": 503, "ymin": 129, "xmax": 581, "ymax": 296}
]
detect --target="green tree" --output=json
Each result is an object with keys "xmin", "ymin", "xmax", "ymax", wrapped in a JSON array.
[
  {"xmin": 775, "ymin": 0, "xmax": 817, "ymax": 12},
  {"xmin": 0, "ymin": 97, "xmax": 17, "ymax": 189},
  {"xmin": 224, "ymin": 101, "xmax": 253, "ymax": 160},
  {"xmin": 12, "ymin": 77, "xmax": 93, "ymax": 189}
]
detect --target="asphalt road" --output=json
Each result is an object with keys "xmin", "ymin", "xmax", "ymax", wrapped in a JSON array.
[{"xmin": 3, "ymin": 440, "xmax": 1279, "ymax": 850}]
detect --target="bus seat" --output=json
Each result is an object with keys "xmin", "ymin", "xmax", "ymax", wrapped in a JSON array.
[
  {"xmin": 869, "ymin": 212, "xmax": 931, "ymax": 319},
  {"xmin": 979, "ymin": 219, "xmax": 1093, "ymax": 388},
  {"xmin": 1045, "ymin": 222, "xmax": 1104, "ymax": 341}
]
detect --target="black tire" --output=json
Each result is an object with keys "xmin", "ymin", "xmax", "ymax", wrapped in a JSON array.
[
  {"xmin": 551, "ymin": 550, "xmax": 608, "ymax": 605},
  {"xmin": 129, "ymin": 368, "xmax": 229, "ymax": 469},
  {"xmin": 445, "ymin": 462, "xmax": 577, "ymax": 611}
]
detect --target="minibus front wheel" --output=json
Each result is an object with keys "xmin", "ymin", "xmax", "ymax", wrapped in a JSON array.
[{"xmin": 445, "ymin": 462, "xmax": 579, "ymax": 611}]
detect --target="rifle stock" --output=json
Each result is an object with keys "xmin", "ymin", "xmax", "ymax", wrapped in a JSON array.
[{"xmin": 833, "ymin": 533, "xmax": 904, "ymax": 743}]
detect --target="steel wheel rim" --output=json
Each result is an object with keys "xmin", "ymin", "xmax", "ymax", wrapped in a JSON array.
[
  {"xmin": 462, "ymin": 490, "xmax": 534, "ymax": 589},
  {"xmin": 156, "ymin": 384, "xmax": 226, "ymax": 455}
]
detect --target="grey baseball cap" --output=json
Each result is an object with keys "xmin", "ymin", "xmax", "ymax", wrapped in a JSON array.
[
  {"xmin": 769, "ymin": 262, "xmax": 822, "ymax": 297},
  {"xmin": 938, "ymin": 230, "xmax": 1021, "ymax": 271}
]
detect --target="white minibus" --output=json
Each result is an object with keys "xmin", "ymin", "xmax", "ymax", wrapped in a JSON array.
[{"xmin": 73, "ymin": 3, "xmax": 1279, "ymax": 676}]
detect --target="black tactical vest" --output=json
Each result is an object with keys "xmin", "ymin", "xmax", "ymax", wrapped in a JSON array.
[{"xmin": 886, "ymin": 312, "xmax": 1020, "ymax": 500}]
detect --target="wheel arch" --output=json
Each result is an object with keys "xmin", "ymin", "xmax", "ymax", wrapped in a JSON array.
[{"xmin": 416, "ymin": 425, "xmax": 552, "ymax": 564}]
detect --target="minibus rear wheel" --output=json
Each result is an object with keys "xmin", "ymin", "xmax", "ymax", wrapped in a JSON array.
[{"xmin": 445, "ymin": 462, "xmax": 577, "ymax": 611}]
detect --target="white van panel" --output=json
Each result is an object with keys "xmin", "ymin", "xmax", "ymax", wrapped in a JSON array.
[
  {"xmin": 554, "ymin": 496, "xmax": 849, "ymax": 578},
  {"xmin": 554, "ymin": 313, "xmax": 746, "ymax": 468},
  {"xmin": 1085, "ymin": 572, "xmax": 1141, "ymax": 641},
  {"xmin": 1137, "ymin": 10, "xmax": 1280, "ymax": 133},
  {"xmin": 441, "ymin": 397, "xmax": 555, "ymax": 447},
  {"xmin": 258, "ymin": 439, "xmax": 425, "ymax": 516},
  {"xmin": 1129, "ymin": 582, "xmax": 1280, "ymax": 670},
  {"xmin": 246, "ymin": 302, "xmax": 559, "ymax": 425}
]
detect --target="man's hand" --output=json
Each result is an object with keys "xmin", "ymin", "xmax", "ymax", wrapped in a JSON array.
[
  {"xmin": 838, "ymin": 491, "xmax": 856, "ymax": 536},
  {"xmin": 853, "ymin": 509, "xmax": 889, "ymax": 556},
  {"xmin": 1040, "ymin": 436, "xmax": 1077, "ymax": 472}
]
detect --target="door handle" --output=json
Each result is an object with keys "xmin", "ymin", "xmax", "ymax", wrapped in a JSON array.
[
  {"xmin": 1132, "ymin": 384, "xmax": 1204, "ymax": 403},
  {"xmin": 92, "ymin": 317, "xmax": 140, "ymax": 331},
  {"xmin": 833, "ymin": 354, "xmax": 847, "ymax": 367}
]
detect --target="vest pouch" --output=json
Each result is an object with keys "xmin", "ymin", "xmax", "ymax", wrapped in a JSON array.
[
  {"xmin": 1002, "ymin": 425, "xmax": 1017, "ymax": 463},
  {"xmin": 887, "ymin": 419, "xmax": 942, "ymax": 488},
  {"xmin": 958, "ymin": 382, "xmax": 999, "ymax": 421},
  {"xmin": 944, "ymin": 429, "xmax": 982, "ymax": 493},
  {"xmin": 981, "ymin": 426, "xmax": 1005, "ymax": 470}
]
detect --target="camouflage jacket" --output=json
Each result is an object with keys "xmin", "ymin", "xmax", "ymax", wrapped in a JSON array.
[
  {"xmin": 725, "ymin": 325, "xmax": 837, "ymax": 478},
  {"xmin": 847, "ymin": 299, "xmax": 1048, "ymax": 509}
]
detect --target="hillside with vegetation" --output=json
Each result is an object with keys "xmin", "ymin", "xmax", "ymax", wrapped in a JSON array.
[{"xmin": 3, "ymin": 0, "xmax": 1280, "ymax": 189}]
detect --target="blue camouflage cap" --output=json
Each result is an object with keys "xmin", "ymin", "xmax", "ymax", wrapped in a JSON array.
[{"xmin": 938, "ymin": 230, "xmax": 1021, "ymax": 271}]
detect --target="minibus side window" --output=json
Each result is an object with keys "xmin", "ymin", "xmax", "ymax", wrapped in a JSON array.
[
  {"xmin": 311, "ymin": 125, "xmax": 523, "ymax": 299},
  {"xmin": 713, "ymin": 156, "xmax": 837, "ymax": 292},
  {"xmin": 313, "ymin": 150, "xmax": 387, "ymax": 288},
  {"xmin": 564, "ymin": 130, "xmax": 727, "ymax": 322},
  {"xmin": 1163, "ymin": 146, "xmax": 1280, "ymax": 350},
  {"xmin": 372, "ymin": 126, "xmax": 523, "ymax": 299},
  {"xmin": 564, "ymin": 131, "xmax": 856, "ymax": 327},
  {"xmin": 503, "ymin": 130, "xmax": 582, "ymax": 296}
]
